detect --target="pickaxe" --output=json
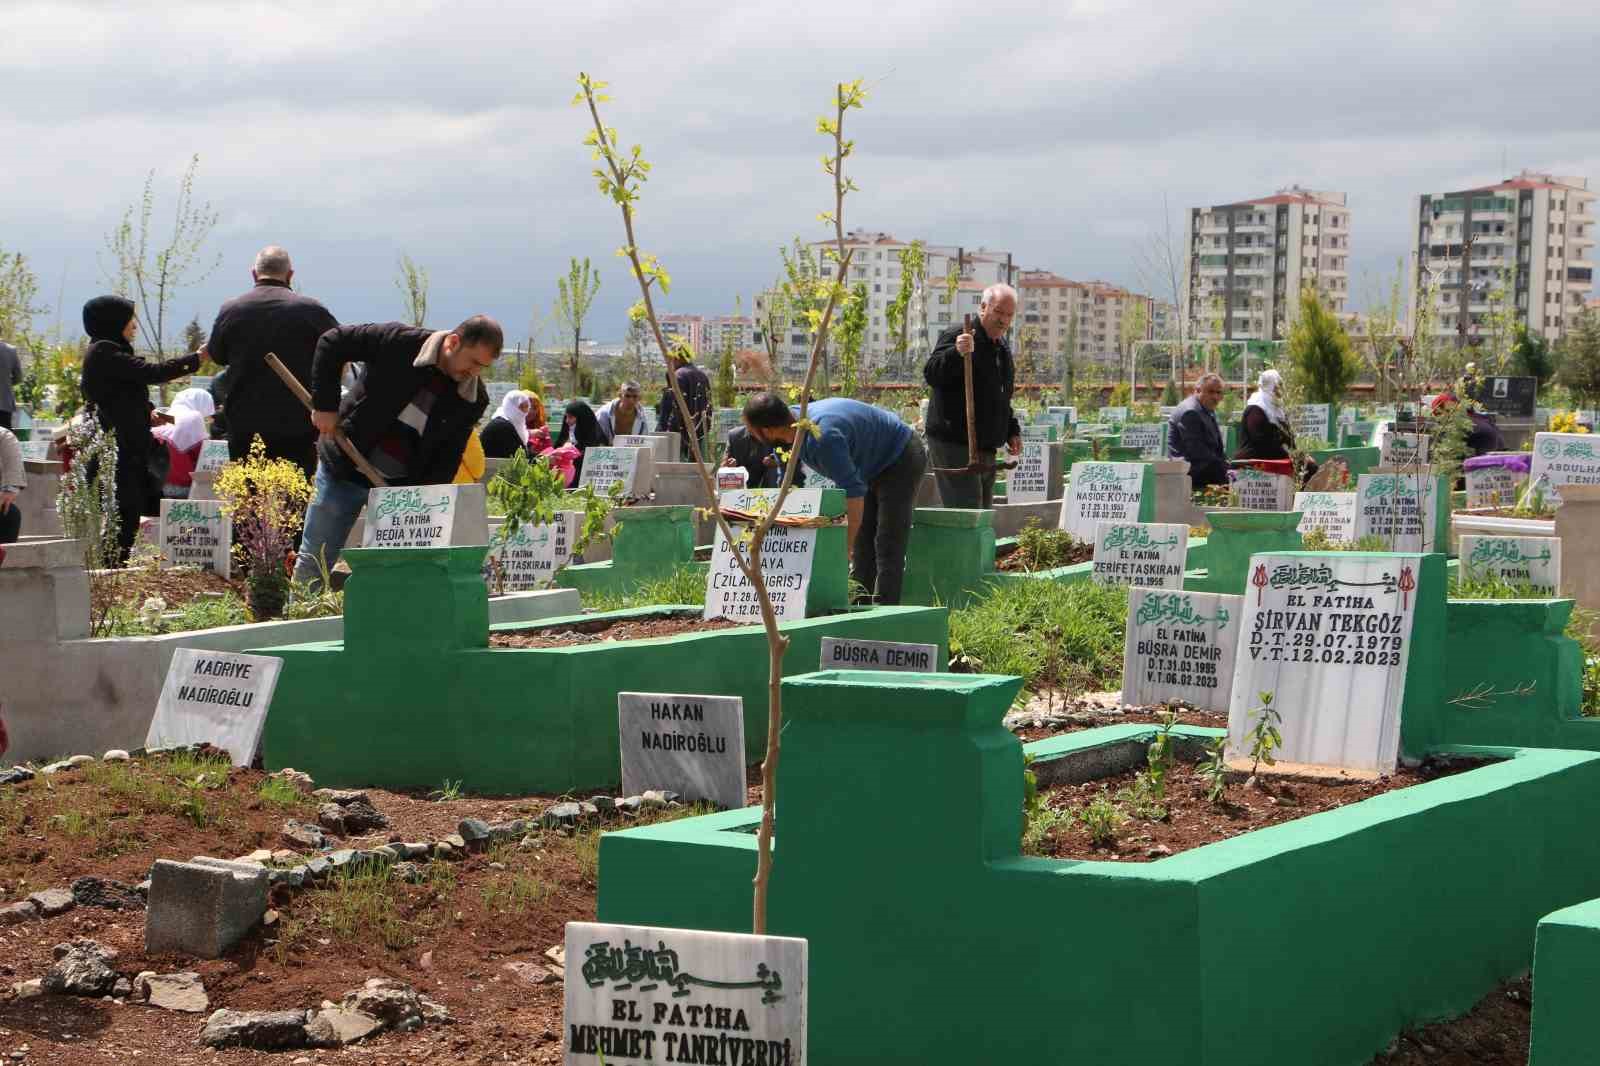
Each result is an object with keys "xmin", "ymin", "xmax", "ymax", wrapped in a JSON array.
[
  {"xmin": 264, "ymin": 352, "xmax": 389, "ymax": 486},
  {"xmin": 931, "ymin": 313, "xmax": 1016, "ymax": 476}
]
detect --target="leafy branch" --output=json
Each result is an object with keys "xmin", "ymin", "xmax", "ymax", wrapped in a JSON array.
[{"xmin": 575, "ymin": 73, "xmax": 865, "ymax": 933}]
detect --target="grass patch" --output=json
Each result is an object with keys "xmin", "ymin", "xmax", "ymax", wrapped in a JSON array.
[
  {"xmin": 82, "ymin": 752, "xmax": 231, "ymax": 828},
  {"xmin": 950, "ymin": 579, "xmax": 1128, "ymax": 696},
  {"xmin": 257, "ymin": 775, "xmax": 312, "ymax": 810},
  {"xmin": 316, "ymin": 863, "xmax": 424, "ymax": 951},
  {"xmin": 586, "ymin": 565, "xmax": 707, "ymax": 612},
  {"xmin": 479, "ymin": 870, "xmax": 553, "ymax": 915}
]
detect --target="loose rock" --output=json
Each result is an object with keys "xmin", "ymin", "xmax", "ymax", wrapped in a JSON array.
[
  {"xmin": 282, "ymin": 820, "xmax": 327, "ymax": 850},
  {"xmin": 503, "ymin": 961, "xmax": 562, "ymax": 986},
  {"xmin": 71, "ymin": 876, "xmax": 145, "ymax": 911},
  {"xmin": 137, "ymin": 971, "xmax": 209, "ymax": 1013},
  {"xmin": 26, "ymin": 888, "xmax": 76, "ymax": 918},
  {"xmin": 0, "ymin": 901, "xmax": 39, "ymax": 926},
  {"xmin": 103, "ymin": 749, "xmax": 130, "ymax": 762},
  {"xmin": 457, "ymin": 818, "xmax": 491, "ymax": 849},
  {"xmin": 199, "ymin": 1009, "xmax": 312, "ymax": 1050},
  {"xmin": 0, "ymin": 767, "xmax": 35, "ymax": 786},
  {"xmin": 10, "ymin": 979, "xmax": 42, "ymax": 999},
  {"xmin": 541, "ymin": 802, "xmax": 582, "ymax": 828},
  {"xmin": 273, "ymin": 768, "xmax": 314, "ymax": 794},
  {"xmin": 304, "ymin": 1006, "xmax": 384, "ymax": 1047},
  {"xmin": 42, "ymin": 939, "xmax": 119, "ymax": 997},
  {"xmin": 342, "ymin": 978, "xmax": 450, "ymax": 1030}
]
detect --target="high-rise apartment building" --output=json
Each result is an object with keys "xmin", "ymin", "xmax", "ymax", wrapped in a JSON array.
[
  {"xmin": 1183, "ymin": 185, "xmax": 1351, "ymax": 343},
  {"xmin": 1410, "ymin": 170, "xmax": 1595, "ymax": 346},
  {"xmin": 1016, "ymin": 271, "xmax": 1160, "ymax": 368}
]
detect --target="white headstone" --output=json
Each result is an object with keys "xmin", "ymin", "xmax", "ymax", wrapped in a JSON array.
[
  {"xmin": 1060, "ymin": 461, "xmax": 1145, "ymax": 542},
  {"xmin": 614, "ymin": 433, "xmax": 674, "ymax": 464},
  {"xmin": 1158, "ymin": 405, "xmax": 1178, "ymax": 420},
  {"xmin": 617, "ymin": 692, "xmax": 746, "ymax": 810},
  {"xmin": 147, "ymin": 650, "xmax": 283, "ymax": 767},
  {"xmin": 577, "ymin": 446, "xmax": 653, "ymax": 497},
  {"xmin": 1353, "ymin": 473, "xmax": 1440, "ymax": 553},
  {"xmin": 1004, "ymin": 441, "xmax": 1050, "ymax": 504},
  {"xmin": 1037, "ymin": 411, "xmax": 1069, "ymax": 434},
  {"xmin": 1235, "ymin": 468, "xmax": 1294, "ymax": 510},
  {"xmin": 1047, "ymin": 405, "xmax": 1076, "ymax": 425},
  {"xmin": 1530, "ymin": 432, "xmax": 1600, "ymax": 506},
  {"xmin": 564, "ymin": 922, "xmax": 806, "ymax": 1066},
  {"xmin": 1019, "ymin": 424, "xmax": 1055, "ymax": 443},
  {"xmin": 1458, "ymin": 535, "xmax": 1561, "ymax": 596},
  {"xmin": 1289, "ymin": 404, "xmax": 1331, "ymax": 443},
  {"xmin": 1092, "ymin": 521, "xmax": 1188, "ymax": 590},
  {"xmin": 705, "ymin": 524, "xmax": 817, "ymax": 622},
  {"xmin": 19, "ymin": 439, "xmax": 52, "ymax": 461},
  {"xmin": 1119, "ymin": 422, "xmax": 1169, "ymax": 460},
  {"xmin": 1228, "ymin": 553, "xmax": 1422, "ymax": 774},
  {"xmin": 1465, "ymin": 464, "xmax": 1521, "ymax": 510},
  {"xmin": 1099, "ymin": 405, "xmax": 1129, "ymax": 425},
  {"xmin": 1379, "ymin": 431, "xmax": 1430, "ymax": 467},
  {"xmin": 363, "ymin": 485, "xmax": 461, "ymax": 548},
  {"xmin": 484, "ymin": 512, "xmax": 581, "ymax": 591},
  {"xmin": 819, "ymin": 636, "xmax": 939, "ymax": 673},
  {"xmin": 1121, "ymin": 589, "xmax": 1243, "ymax": 713},
  {"xmin": 159, "ymin": 499, "xmax": 231, "ymax": 577},
  {"xmin": 719, "ymin": 487, "xmax": 824, "ymax": 521},
  {"xmin": 194, "ymin": 439, "xmax": 232, "ymax": 475},
  {"xmin": 1293, "ymin": 491, "xmax": 1357, "ymax": 542}
]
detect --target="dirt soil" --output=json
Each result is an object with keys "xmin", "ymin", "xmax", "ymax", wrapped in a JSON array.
[
  {"xmin": 1032, "ymin": 756, "xmax": 1489, "ymax": 863},
  {"xmin": 490, "ymin": 614, "xmax": 742, "ymax": 647},
  {"xmin": 0, "ymin": 753, "xmax": 702, "ymax": 1065},
  {"xmin": 89, "ymin": 566, "xmax": 245, "ymax": 616},
  {"xmin": 1366, "ymin": 977, "xmax": 1532, "ymax": 1065},
  {"xmin": 994, "ymin": 541, "xmax": 1094, "ymax": 573}
]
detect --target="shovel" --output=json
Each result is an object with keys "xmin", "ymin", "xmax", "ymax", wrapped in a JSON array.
[
  {"xmin": 931, "ymin": 314, "xmax": 1016, "ymax": 476},
  {"xmin": 264, "ymin": 352, "xmax": 389, "ymax": 487}
]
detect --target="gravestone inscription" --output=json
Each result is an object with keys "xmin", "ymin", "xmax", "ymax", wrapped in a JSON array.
[
  {"xmin": 147, "ymin": 650, "xmax": 283, "ymax": 767},
  {"xmin": 1091, "ymin": 521, "xmax": 1187, "ymax": 590},
  {"xmin": 819, "ymin": 636, "xmax": 939, "ymax": 673},
  {"xmin": 159, "ymin": 499, "xmax": 231, "ymax": 576},
  {"xmin": 1121, "ymin": 589, "xmax": 1242, "ymax": 713},
  {"xmin": 1060, "ymin": 461, "xmax": 1146, "ymax": 541},
  {"xmin": 1458, "ymin": 535, "xmax": 1560, "ymax": 596},
  {"xmin": 617, "ymin": 692, "xmax": 746, "ymax": 810},
  {"xmin": 1293, "ymin": 491, "xmax": 1357, "ymax": 542}
]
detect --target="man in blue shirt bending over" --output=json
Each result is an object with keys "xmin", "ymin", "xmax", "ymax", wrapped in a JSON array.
[{"xmin": 741, "ymin": 393, "xmax": 927, "ymax": 606}]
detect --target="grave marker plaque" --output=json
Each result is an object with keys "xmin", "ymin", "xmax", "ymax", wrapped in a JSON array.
[
  {"xmin": 1289, "ymin": 404, "xmax": 1331, "ymax": 443},
  {"xmin": 719, "ymin": 487, "xmax": 824, "ymax": 521},
  {"xmin": 705, "ymin": 524, "xmax": 817, "ymax": 622},
  {"xmin": 1468, "ymin": 375, "xmax": 1536, "ymax": 421},
  {"xmin": 363, "ymin": 485, "xmax": 460, "ymax": 548},
  {"xmin": 1380, "ymin": 431, "xmax": 1430, "ymax": 467},
  {"xmin": 819, "ymin": 636, "xmax": 939, "ymax": 673},
  {"xmin": 1530, "ymin": 432, "xmax": 1600, "ymax": 505},
  {"xmin": 159, "ymin": 499, "xmax": 231, "ymax": 576},
  {"xmin": 1060, "ymin": 461, "xmax": 1148, "ymax": 541},
  {"xmin": 1121, "ymin": 589, "xmax": 1243, "ymax": 713},
  {"xmin": 613, "ymin": 433, "xmax": 673, "ymax": 463},
  {"xmin": 1458, "ymin": 535, "xmax": 1561, "ymax": 596},
  {"xmin": 576, "ymin": 446, "xmax": 653, "ymax": 497},
  {"xmin": 1465, "ymin": 465, "xmax": 1521, "ymax": 509},
  {"xmin": 1227, "ymin": 552, "xmax": 1422, "ymax": 774},
  {"xmin": 1293, "ymin": 491, "xmax": 1357, "ymax": 542},
  {"xmin": 19, "ymin": 439, "xmax": 52, "ymax": 461},
  {"xmin": 194, "ymin": 440, "xmax": 232, "ymax": 475},
  {"xmin": 1119, "ymin": 422, "xmax": 1169, "ymax": 460},
  {"xmin": 1092, "ymin": 521, "xmax": 1188, "ymax": 590},
  {"xmin": 716, "ymin": 466, "xmax": 749, "ymax": 491},
  {"xmin": 483, "ymin": 512, "xmax": 581, "ymax": 591},
  {"xmin": 617, "ymin": 692, "xmax": 746, "ymax": 810},
  {"xmin": 1004, "ymin": 441, "xmax": 1050, "ymax": 503},
  {"xmin": 148, "ymin": 650, "xmax": 283, "ymax": 767},
  {"xmin": 1353, "ymin": 473, "xmax": 1440, "ymax": 553},
  {"xmin": 1235, "ymin": 467, "xmax": 1294, "ymax": 510},
  {"xmin": 563, "ymin": 921, "xmax": 806, "ymax": 1066},
  {"xmin": 1099, "ymin": 405, "xmax": 1129, "ymax": 425},
  {"xmin": 1019, "ymin": 424, "xmax": 1056, "ymax": 443}
]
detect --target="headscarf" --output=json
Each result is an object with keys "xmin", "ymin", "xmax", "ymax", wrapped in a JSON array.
[
  {"xmin": 1245, "ymin": 369, "xmax": 1286, "ymax": 426},
  {"xmin": 493, "ymin": 389, "xmax": 534, "ymax": 446},
  {"xmin": 153, "ymin": 387, "xmax": 216, "ymax": 453},
  {"xmin": 556, "ymin": 400, "xmax": 605, "ymax": 451},
  {"xmin": 82, "ymin": 295, "xmax": 136, "ymax": 348}
]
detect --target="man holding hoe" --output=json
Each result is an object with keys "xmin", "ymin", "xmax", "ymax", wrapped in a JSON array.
[{"xmin": 923, "ymin": 283, "xmax": 1022, "ymax": 509}]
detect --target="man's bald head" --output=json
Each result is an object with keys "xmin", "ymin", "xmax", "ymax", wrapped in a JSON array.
[{"xmin": 253, "ymin": 246, "xmax": 293, "ymax": 282}]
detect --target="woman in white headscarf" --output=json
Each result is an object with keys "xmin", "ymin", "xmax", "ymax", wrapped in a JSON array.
[
  {"xmin": 479, "ymin": 389, "xmax": 535, "ymax": 459},
  {"xmin": 1235, "ymin": 369, "xmax": 1294, "ymax": 460},
  {"xmin": 153, "ymin": 387, "xmax": 216, "ymax": 497}
]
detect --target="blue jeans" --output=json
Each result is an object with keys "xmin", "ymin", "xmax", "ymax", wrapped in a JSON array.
[{"xmin": 292, "ymin": 462, "xmax": 369, "ymax": 591}]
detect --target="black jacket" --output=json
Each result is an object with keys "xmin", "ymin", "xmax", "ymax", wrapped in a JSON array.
[
  {"xmin": 310, "ymin": 323, "xmax": 487, "ymax": 488},
  {"xmin": 208, "ymin": 279, "xmax": 337, "ymax": 443},
  {"xmin": 80, "ymin": 341, "xmax": 200, "ymax": 459},
  {"xmin": 1168, "ymin": 396, "xmax": 1229, "ymax": 488},
  {"xmin": 923, "ymin": 324, "xmax": 1019, "ymax": 451},
  {"xmin": 724, "ymin": 426, "xmax": 804, "ymax": 489},
  {"xmin": 479, "ymin": 417, "xmax": 527, "ymax": 460}
]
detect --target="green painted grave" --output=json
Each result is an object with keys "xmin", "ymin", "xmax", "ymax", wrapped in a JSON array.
[
  {"xmin": 1186, "ymin": 509, "xmax": 1304, "ymax": 595},
  {"xmin": 600, "ymin": 669, "xmax": 1600, "ymax": 1065}
]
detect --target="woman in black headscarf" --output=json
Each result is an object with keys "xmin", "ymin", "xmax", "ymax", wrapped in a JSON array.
[
  {"xmin": 554, "ymin": 399, "xmax": 606, "ymax": 482},
  {"xmin": 78, "ymin": 296, "xmax": 201, "ymax": 562}
]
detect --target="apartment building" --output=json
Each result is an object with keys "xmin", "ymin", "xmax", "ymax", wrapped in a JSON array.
[
  {"xmin": 753, "ymin": 230, "xmax": 1014, "ymax": 376},
  {"xmin": 1410, "ymin": 170, "xmax": 1596, "ymax": 345},
  {"xmin": 1016, "ymin": 271, "xmax": 1160, "ymax": 367},
  {"xmin": 1183, "ymin": 185, "xmax": 1352, "ymax": 343}
]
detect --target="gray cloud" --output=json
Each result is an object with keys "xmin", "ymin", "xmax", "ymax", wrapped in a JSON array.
[{"xmin": 4, "ymin": 0, "xmax": 1595, "ymax": 347}]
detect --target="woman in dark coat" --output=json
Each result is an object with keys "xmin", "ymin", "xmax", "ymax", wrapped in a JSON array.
[
  {"xmin": 78, "ymin": 296, "xmax": 201, "ymax": 561},
  {"xmin": 1234, "ymin": 369, "xmax": 1293, "ymax": 460},
  {"xmin": 554, "ymin": 400, "xmax": 606, "ymax": 482},
  {"xmin": 479, "ymin": 389, "xmax": 536, "ymax": 459}
]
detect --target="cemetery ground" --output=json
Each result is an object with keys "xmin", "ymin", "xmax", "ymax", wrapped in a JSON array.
[{"xmin": 0, "ymin": 749, "xmax": 741, "ymax": 1065}]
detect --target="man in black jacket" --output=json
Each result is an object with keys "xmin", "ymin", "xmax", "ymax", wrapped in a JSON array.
[
  {"xmin": 207, "ymin": 246, "xmax": 338, "ymax": 479},
  {"xmin": 721, "ymin": 424, "xmax": 804, "ymax": 489},
  {"xmin": 290, "ymin": 316, "xmax": 502, "ymax": 589},
  {"xmin": 923, "ymin": 283, "xmax": 1022, "ymax": 508},
  {"xmin": 1167, "ymin": 373, "xmax": 1229, "ymax": 489}
]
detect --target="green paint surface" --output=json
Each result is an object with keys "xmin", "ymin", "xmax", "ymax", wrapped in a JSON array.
[
  {"xmin": 600, "ymin": 669, "xmax": 1600, "ymax": 1065},
  {"xmin": 253, "ymin": 546, "xmax": 946, "ymax": 794},
  {"xmin": 1531, "ymin": 897, "xmax": 1600, "ymax": 1065},
  {"xmin": 1187, "ymin": 509, "xmax": 1304, "ymax": 595}
]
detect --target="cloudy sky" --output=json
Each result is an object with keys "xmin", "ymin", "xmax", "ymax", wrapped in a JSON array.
[{"xmin": 7, "ymin": 0, "xmax": 1597, "ymax": 348}]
